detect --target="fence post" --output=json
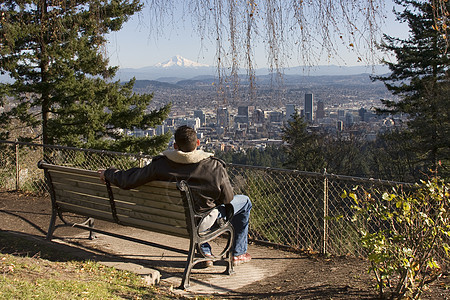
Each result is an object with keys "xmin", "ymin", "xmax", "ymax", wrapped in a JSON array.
[
  {"xmin": 322, "ymin": 168, "xmax": 329, "ymax": 254},
  {"xmin": 15, "ymin": 140, "xmax": 19, "ymax": 191}
]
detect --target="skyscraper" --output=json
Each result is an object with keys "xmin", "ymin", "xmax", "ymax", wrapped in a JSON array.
[
  {"xmin": 237, "ymin": 106, "xmax": 249, "ymax": 117},
  {"xmin": 217, "ymin": 107, "xmax": 229, "ymax": 127},
  {"xmin": 194, "ymin": 110, "xmax": 206, "ymax": 126},
  {"xmin": 305, "ymin": 93, "xmax": 314, "ymax": 122},
  {"xmin": 252, "ymin": 109, "xmax": 265, "ymax": 124},
  {"xmin": 316, "ymin": 100, "xmax": 325, "ymax": 119},
  {"xmin": 285, "ymin": 104, "xmax": 296, "ymax": 121},
  {"xmin": 235, "ymin": 106, "xmax": 249, "ymax": 124}
]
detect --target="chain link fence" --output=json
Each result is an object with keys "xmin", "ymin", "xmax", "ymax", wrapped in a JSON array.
[
  {"xmin": 226, "ymin": 165, "xmax": 417, "ymax": 257},
  {"xmin": 0, "ymin": 140, "xmax": 152, "ymax": 194},
  {"xmin": 0, "ymin": 140, "xmax": 415, "ymax": 256}
]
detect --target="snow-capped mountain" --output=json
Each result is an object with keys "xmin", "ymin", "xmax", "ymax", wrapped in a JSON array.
[
  {"xmin": 113, "ymin": 55, "xmax": 388, "ymax": 82},
  {"xmin": 154, "ymin": 55, "xmax": 209, "ymax": 68},
  {"xmin": 115, "ymin": 55, "xmax": 213, "ymax": 81}
]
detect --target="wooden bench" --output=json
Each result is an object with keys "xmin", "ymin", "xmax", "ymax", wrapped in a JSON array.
[{"xmin": 38, "ymin": 161, "xmax": 235, "ymax": 289}]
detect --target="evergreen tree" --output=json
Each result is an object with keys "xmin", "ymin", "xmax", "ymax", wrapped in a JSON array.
[
  {"xmin": 282, "ymin": 112, "xmax": 325, "ymax": 172},
  {"xmin": 215, "ymin": 145, "xmax": 287, "ymax": 168},
  {"xmin": 321, "ymin": 135, "xmax": 370, "ymax": 177},
  {"xmin": 373, "ymin": 0, "xmax": 449, "ymax": 180},
  {"xmin": 0, "ymin": 0, "xmax": 171, "ymax": 155},
  {"xmin": 282, "ymin": 113, "xmax": 373, "ymax": 177},
  {"xmin": 369, "ymin": 130, "xmax": 418, "ymax": 182}
]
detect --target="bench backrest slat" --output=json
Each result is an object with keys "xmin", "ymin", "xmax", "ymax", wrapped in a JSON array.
[
  {"xmin": 57, "ymin": 202, "xmax": 116, "ymax": 222},
  {"xmin": 117, "ymin": 216, "xmax": 188, "ymax": 237},
  {"xmin": 54, "ymin": 189, "xmax": 112, "ymax": 211},
  {"xmin": 111, "ymin": 186, "xmax": 185, "ymax": 213},
  {"xmin": 135, "ymin": 184, "xmax": 181, "ymax": 197},
  {"xmin": 115, "ymin": 208, "xmax": 187, "ymax": 228},
  {"xmin": 114, "ymin": 201, "xmax": 186, "ymax": 220},
  {"xmin": 53, "ymin": 186, "xmax": 108, "ymax": 203},
  {"xmin": 43, "ymin": 163, "xmax": 190, "ymax": 238},
  {"xmin": 51, "ymin": 169, "xmax": 104, "ymax": 185}
]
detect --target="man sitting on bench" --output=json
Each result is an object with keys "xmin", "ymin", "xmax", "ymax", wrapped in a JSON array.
[{"xmin": 99, "ymin": 125, "xmax": 252, "ymax": 266}]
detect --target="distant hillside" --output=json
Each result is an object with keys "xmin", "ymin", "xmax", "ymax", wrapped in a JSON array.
[
  {"xmin": 176, "ymin": 76, "xmax": 215, "ymax": 86},
  {"xmin": 280, "ymin": 65, "xmax": 389, "ymax": 76},
  {"xmin": 155, "ymin": 77, "xmax": 186, "ymax": 84},
  {"xmin": 279, "ymin": 73, "xmax": 379, "ymax": 86},
  {"xmin": 114, "ymin": 57, "xmax": 389, "ymax": 82},
  {"xmin": 131, "ymin": 80, "xmax": 180, "ymax": 89},
  {"xmin": 130, "ymin": 73, "xmax": 386, "ymax": 92},
  {"xmin": 115, "ymin": 66, "xmax": 215, "ymax": 82}
]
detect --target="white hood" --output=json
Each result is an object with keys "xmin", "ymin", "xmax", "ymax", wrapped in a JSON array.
[{"xmin": 162, "ymin": 149, "xmax": 213, "ymax": 164}]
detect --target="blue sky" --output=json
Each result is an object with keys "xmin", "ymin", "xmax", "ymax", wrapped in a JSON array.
[{"xmin": 106, "ymin": 1, "xmax": 410, "ymax": 69}]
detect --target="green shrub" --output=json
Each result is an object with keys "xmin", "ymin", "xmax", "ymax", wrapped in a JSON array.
[{"xmin": 343, "ymin": 178, "xmax": 449, "ymax": 299}]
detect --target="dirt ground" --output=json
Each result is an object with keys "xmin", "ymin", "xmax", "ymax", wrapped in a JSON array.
[{"xmin": 1, "ymin": 191, "xmax": 449, "ymax": 299}]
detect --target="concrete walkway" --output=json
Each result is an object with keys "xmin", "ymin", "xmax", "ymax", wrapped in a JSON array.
[
  {"xmin": 0, "ymin": 192, "xmax": 302, "ymax": 298},
  {"xmin": 59, "ymin": 225, "xmax": 298, "ymax": 298}
]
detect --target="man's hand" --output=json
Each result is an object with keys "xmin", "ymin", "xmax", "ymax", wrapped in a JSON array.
[{"xmin": 98, "ymin": 169, "xmax": 106, "ymax": 183}]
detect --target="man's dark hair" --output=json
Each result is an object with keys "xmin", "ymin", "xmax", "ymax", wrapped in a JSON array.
[{"xmin": 174, "ymin": 126, "xmax": 198, "ymax": 152}]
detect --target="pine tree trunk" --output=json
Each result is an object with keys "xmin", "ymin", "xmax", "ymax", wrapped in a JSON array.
[{"xmin": 39, "ymin": 0, "xmax": 50, "ymax": 145}]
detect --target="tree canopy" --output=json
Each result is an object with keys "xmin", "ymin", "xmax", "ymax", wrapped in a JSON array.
[
  {"xmin": 0, "ymin": 0, "xmax": 171, "ymax": 154},
  {"xmin": 373, "ymin": 0, "xmax": 450, "ymax": 180},
  {"xmin": 281, "ymin": 112, "xmax": 326, "ymax": 173}
]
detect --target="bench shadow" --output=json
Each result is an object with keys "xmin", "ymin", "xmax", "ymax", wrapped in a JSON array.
[
  {"xmin": 0, "ymin": 230, "xmax": 127, "ymax": 263},
  {"xmin": 0, "ymin": 230, "xmax": 231, "ymax": 282},
  {"xmin": 0, "ymin": 209, "xmax": 48, "ymax": 235}
]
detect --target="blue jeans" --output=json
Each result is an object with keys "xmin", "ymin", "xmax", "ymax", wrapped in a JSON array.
[{"xmin": 201, "ymin": 195, "xmax": 252, "ymax": 256}]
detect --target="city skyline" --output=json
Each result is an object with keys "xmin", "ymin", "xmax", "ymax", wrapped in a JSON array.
[{"xmin": 123, "ymin": 71, "xmax": 396, "ymax": 154}]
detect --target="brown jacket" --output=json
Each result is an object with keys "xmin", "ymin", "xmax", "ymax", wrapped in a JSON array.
[{"xmin": 104, "ymin": 149, "xmax": 234, "ymax": 213}]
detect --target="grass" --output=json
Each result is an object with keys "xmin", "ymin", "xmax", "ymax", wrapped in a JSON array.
[
  {"xmin": 0, "ymin": 255, "xmax": 162, "ymax": 299},
  {"xmin": 0, "ymin": 232, "xmax": 190, "ymax": 300}
]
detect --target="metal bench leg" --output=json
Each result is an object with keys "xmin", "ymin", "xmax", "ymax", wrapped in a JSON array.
[
  {"xmin": 74, "ymin": 217, "xmax": 97, "ymax": 239},
  {"xmin": 179, "ymin": 240, "xmax": 196, "ymax": 289},
  {"xmin": 225, "ymin": 250, "xmax": 235, "ymax": 275},
  {"xmin": 46, "ymin": 207, "xmax": 57, "ymax": 240},
  {"xmin": 224, "ymin": 229, "xmax": 235, "ymax": 275},
  {"xmin": 87, "ymin": 218, "xmax": 95, "ymax": 240}
]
